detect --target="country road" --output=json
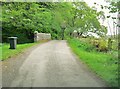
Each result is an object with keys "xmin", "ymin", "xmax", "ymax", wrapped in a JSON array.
[{"xmin": 2, "ymin": 40, "xmax": 107, "ymax": 87}]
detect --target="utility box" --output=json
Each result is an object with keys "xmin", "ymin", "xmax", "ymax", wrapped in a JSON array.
[{"xmin": 8, "ymin": 37, "xmax": 17, "ymax": 49}]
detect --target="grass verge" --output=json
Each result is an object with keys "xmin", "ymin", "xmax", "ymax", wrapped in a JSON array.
[
  {"xmin": 67, "ymin": 38, "xmax": 118, "ymax": 87},
  {"xmin": 1, "ymin": 40, "xmax": 49, "ymax": 61}
]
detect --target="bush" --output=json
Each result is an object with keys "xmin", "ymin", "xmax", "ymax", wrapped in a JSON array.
[
  {"xmin": 90, "ymin": 38, "xmax": 108, "ymax": 52},
  {"xmin": 76, "ymin": 38, "xmax": 96, "ymax": 52},
  {"xmin": 67, "ymin": 38, "xmax": 118, "ymax": 87},
  {"xmin": 90, "ymin": 39, "xmax": 100, "ymax": 48},
  {"xmin": 98, "ymin": 39, "xmax": 108, "ymax": 52},
  {"xmin": 2, "ymin": 30, "xmax": 34, "ymax": 44},
  {"xmin": 16, "ymin": 34, "xmax": 34, "ymax": 44}
]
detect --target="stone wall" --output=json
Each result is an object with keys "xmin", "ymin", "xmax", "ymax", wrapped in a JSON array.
[{"xmin": 34, "ymin": 32, "xmax": 51, "ymax": 42}]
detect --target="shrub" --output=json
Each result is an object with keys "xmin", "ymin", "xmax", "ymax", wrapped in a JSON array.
[
  {"xmin": 98, "ymin": 39, "xmax": 108, "ymax": 52},
  {"xmin": 78, "ymin": 38, "xmax": 96, "ymax": 52},
  {"xmin": 90, "ymin": 39, "xmax": 100, "ymax": 48}
]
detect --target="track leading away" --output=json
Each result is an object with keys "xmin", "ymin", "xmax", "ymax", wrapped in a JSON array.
[{"xmin": 2, "ymin": 40, "xmax": 107, "ymax": 87}]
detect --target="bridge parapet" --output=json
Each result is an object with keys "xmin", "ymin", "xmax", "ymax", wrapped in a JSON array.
[{"xmin": 34, "ymin": 31, "xmax": 51, "ymax": 42}]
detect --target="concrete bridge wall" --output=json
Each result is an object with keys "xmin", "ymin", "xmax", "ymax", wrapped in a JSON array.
[{"xmin": 34, "ymin": 32, "xmax": 51, "ymax": 42}]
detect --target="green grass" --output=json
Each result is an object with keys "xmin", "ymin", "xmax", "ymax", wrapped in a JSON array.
[
  {"xmin": 0, "ymin": 43, "xmax": 2, "ymax": 60},
  {"xmin": 1, "ymin": 40, "xmax": 48, "ymax": 61},
  {"xmin": 67, "ymin": 38, "xmax": 118, "ymax": 87}
]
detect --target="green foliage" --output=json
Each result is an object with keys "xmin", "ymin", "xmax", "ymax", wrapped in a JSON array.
[
  {"xmin": 1, "ymin": 2, "xmax": 74, "ymax": 42},
  {"xmin": 90, "ymin": 38, "xmax": 108, "ymax": 52},
  {"xmin": 2, "ymin": 43, "xmax": 36, "ymax": 60},
  {"xmin": 77, "ymin": 39, "xmax": 96, "ymax": 52},
  {"xmin": 71, "ymin": 2, "xmax": 103, "ymax": 36},
  {"xmin": 109, "ymin": 2, "xmax": 119, "ymax": 13},
  {"xmin": 1, "ymin": 40, "xmax": 48, "ymax": 60},
  {"xmin": 78, "ymin": 38, "xmax": 108, "ymax": 52},
  {"xmin": 67, "ymin": 38, "xmax": 118, "ymax": 87},
  {"xmin": 1, "ymin": 2, "xmax": 104, "ymax": 43},
  {"xmin": 79, "ymin": 37, "xmax": 118, "ymax": 52},
  {"xmin": 98, "ymin": 39, "xmax": 108, "ymax": 52}
]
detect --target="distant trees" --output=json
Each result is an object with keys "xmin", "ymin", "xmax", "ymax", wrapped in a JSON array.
[
  {"xmin": 1, "ymin": 2, "xmax": 106, "ymax": 43},
  {"xmin": 92, "ymin": 1, "xmax": 119, "ymax": 51}
]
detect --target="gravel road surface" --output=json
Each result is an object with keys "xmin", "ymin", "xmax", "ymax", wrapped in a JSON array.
[{"xmin": 2, "ymin": 40, "xmax": 107, "ymax": 87}]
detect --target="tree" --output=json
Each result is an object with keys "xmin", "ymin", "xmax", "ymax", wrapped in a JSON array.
[
  {"xmin": 69, "ymin": 2, "xmax": 103, "ymax": 37},
  {"xmin": 1, "ymin": 2, "xmax": 53, "ymax": 43},
  {"xmin": 1, "ymin": 2, "xmax": 105, "ymax": 43}
]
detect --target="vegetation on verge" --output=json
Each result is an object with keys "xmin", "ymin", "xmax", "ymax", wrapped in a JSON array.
[
  {"xmin": 67, "ymin": 38, "xmax": 118, "ymax": 87},
  {"xmin": 1, "ymin": 1, "xmax": 119, "ymax": 87},
  {"xmin": 1, "ymin": 40, "xmax": 48, "ymax": 61}
]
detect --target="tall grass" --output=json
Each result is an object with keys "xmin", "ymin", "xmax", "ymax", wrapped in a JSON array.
[
  {"xmin": 67, "ymin": 38, "xmax": 118, "ymax": 87},
  {"xmin": 1, "ymin": 40, "xmax": 48, "ymax": 61}
]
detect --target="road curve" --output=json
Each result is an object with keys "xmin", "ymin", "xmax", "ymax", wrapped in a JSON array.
[{"xmin": 2, "ymin": 40, "xmax": 107, "ymax": 87}]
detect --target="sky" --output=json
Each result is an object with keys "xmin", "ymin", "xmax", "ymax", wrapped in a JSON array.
[
  {"xmin": 83, "ymin": 0, "xmax": 118, "ymax": 35},
  {"xmin": 84, "ymin": 0, "xmax": 106, "ymax": 7}
]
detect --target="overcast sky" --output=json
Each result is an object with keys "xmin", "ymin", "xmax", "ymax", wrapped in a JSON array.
[
  {"xmin": 83, "ymin": 0, "xmax": 118, "ymax": 35},
  {"xmin": 84, "ymin": 0, "xmax": 106, "ymax": 7}
]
